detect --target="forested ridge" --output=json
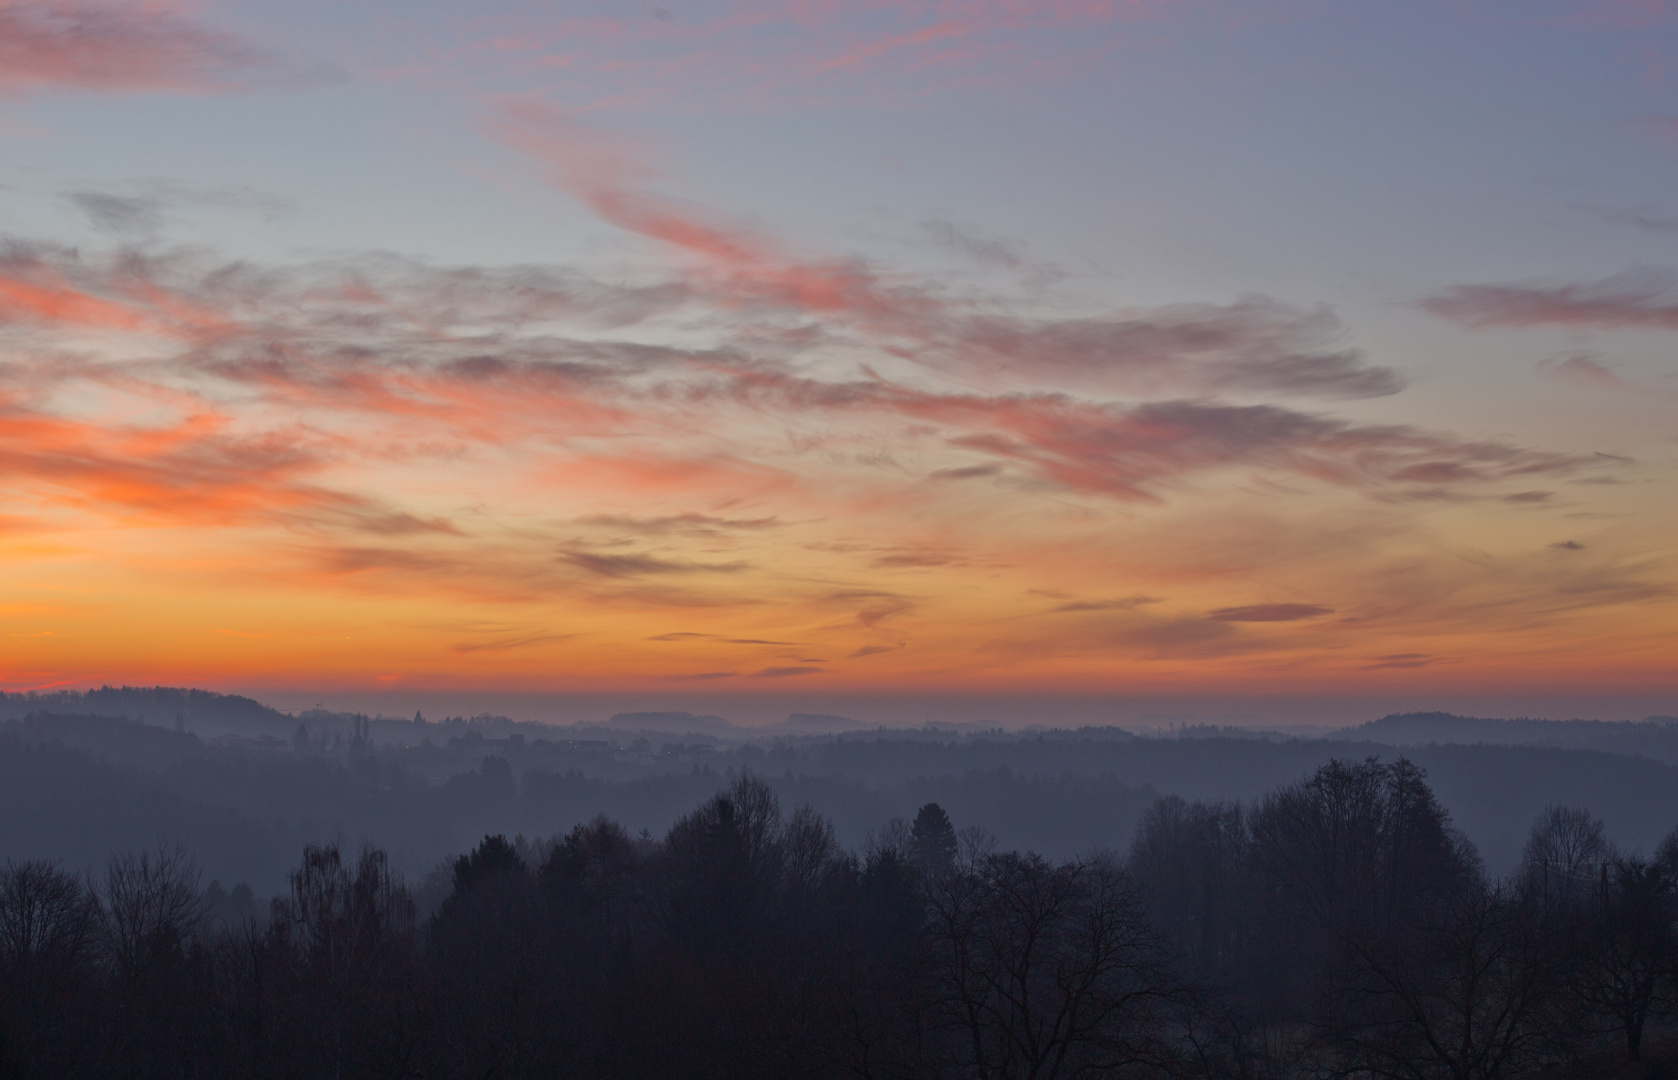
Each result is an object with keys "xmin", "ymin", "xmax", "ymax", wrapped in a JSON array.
[
  {"xmin": 4, "ymin": 759, "xmax": 1677, "ymax": 1079},
  {"xmin": 8, "ymin": 709, "xmax": 1678, "ymax": 895}
]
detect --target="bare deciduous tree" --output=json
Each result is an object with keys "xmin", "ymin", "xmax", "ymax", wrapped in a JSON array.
[
  {"xmin": 0, "ymin": 860, "xmax": 98, "ymax": 971},
  {"xmin": 1516, "ymin": 806, "xmax": 1615, "ymax": 913},
  {"xmin": 0, "ymin": 861, "xmax": 102, "ymax": 1077},
  {"xmin": 924, "ymin": 852, "xmax": 1185, "ymax": 1080},
  {"xmin": 270, "ymin": 842, "xmax": 422, "ymax": 1079},
  {"xmin": 1129, "ymin": 796, "xmax": 1247, "ymax": 988},
  {"xmin": 101, "ymin": 846, "xmax": 204, "ymax": 980},
  {"xmin": 1328, "ymin": 883, "xmax": 1553, "ymax": 1080},
  {"xmin": 1565, "ymin": 855, "xmax": 1677, "ymax": 1062}
]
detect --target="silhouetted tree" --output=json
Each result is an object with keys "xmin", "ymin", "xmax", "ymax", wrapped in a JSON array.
[
  {"xmin": 827, "ymin": 845, "xmax": 927, "ymax": 1080},
  {"xmin": 0, "ymin": 862, "xmax": 99, "ymax": 970},
  {"xmin": 909, "ymin": 803, "xmax": 958, "ymax": 873},
  {"xmin": 267, "ymin": 842, "xmax": 425, "ymax": 1079},
  {"xmin": 1327, "ymin": 881, "xmax": 1554, "ymax": 1080},
  {"xmin": 657, "ymin": 775, "xmax": 785, "ymax": 948},
  {"xmin": 429, "ymin": 834, "xmax": 541, "ymax": 1078},
  {"xmin": 1516, "ymin": 805, "xmax": 1615, "ymax": 913},
  {"xmin": 541, "ymin": 814, "xmax": 647, "ymax": 978},
  {"xmin": 923, "ymin": 851, "xmax": 1186, "ymax": 1079},
  {"xmin": 6, "ymin": 752, "xmax": 1674, "ymax": 1080},
  {"xmin": 0, "ymin": 861, "xmax": 99, "ymax": 1077},
  {"xmin": 97, "ymin": 846, "xmax": 217, "ymax": 1078},
  {"xmin": 101, "ymin": 846, "xmax": 204, "ymax": 983},
  {"xmin": 1246, "ymin": 758, "xmax": 1479, "ymax": 1018},
  {"xmin": 1129, "ymin": 796, "xmax": 1247, "ymax": 988},
  {"xmin": 1564, "ymin": 854, "xmax": 1678, "ymax": 1062},
  {"xmin": 201, "ymin": 878, "xmax": 258, "ymax": 929}
]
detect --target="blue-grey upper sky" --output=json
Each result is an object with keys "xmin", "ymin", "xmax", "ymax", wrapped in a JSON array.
[{"xmin": 0, "ymin": 0, "xmax": 1673, "ymax": 719}]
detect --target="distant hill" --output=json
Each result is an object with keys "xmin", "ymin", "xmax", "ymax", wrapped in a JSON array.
[
  {"xmin": 0, "ymin": 686, "xmax": 294, "ymax": 736},
  {"xmin": 1340, "ymin": 711, "xmax": 1678, "ymax": 764},
  {"xmin": 781, "ymin": 712, "xmax": 868, "ymax": 731},
  {"xmin": 606, "ymin": 710, "xmax": 737, "ymax": 735},
  {"xmin": 9, "ymin": 704, "xmax": 1678, "ymax": 886},
  {"xmin": 4, "ymin": 712, "xmax": 205, "ymax": 769}
]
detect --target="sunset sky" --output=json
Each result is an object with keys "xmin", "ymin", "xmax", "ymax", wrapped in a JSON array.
[{"xmin": 2, "ymin": 0, "xmax": 1675, "ymax": 725}]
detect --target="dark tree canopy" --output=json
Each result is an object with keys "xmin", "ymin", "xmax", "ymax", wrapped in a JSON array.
[
  {"xmin": 909, "ymin": 801, "xmax": 958, "ymax": 872},
  {"xmin": 1, "ymin": 759, "xmax": 1676, "ymax": 1080}
]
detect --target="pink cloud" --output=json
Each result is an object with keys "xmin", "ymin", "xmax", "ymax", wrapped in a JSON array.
[
  {"xmin": 0, "ymin": 243, "xmax": 243, "ymax": 336},
  {"xmin": 0, "ymin": 390, "xmax": 345, "ymax": 526},
  {"xmin": 0, "ymin": 268, "xmax": 160, "ymax": 332},
  {"xmin": 1422, "ymin": 268, "xmax": 1678, "ymax": 331},
  {"xmin": 1629, "ymin": 115, "xmax": 1678, "ymax": 147},
  {"xmin": 486, "ymin": 100, "xmax": 916, "ymax": 320},
  {"xmin": 0, "ymin": 219, "xmax": 1595, "ymax": 612},
  {"xmin": 1562, "ymin": 0, "xmax": 1678, "ymax": 28},
  {"xmin": 0, "ymin": 1, "xmax": 265, "ymax": 97},
  {"xmin": 1537, "ymin": 354, "xmax": 1638, "ymax": 390},
  {"xmin": 381, "ymin": 0, "xmax": 1260, "ymax": 112},
  {"xmin": 489, "ymin": 106, "xmax": 1401, "ymax": 400},
  {"xmin": 23, "ymin": 246, "xmax": 1566, "ymax": 508},
  {"xmin": 559, "ymin": 550, "xmax": 750, "ymax": 577},
  {"xmin": 800, "ymin": 17, "xmax": 980, "ymax": 79},
  {"xmin": 701, "ymin": 366, "xmax": 1583, "ymax": 500}
]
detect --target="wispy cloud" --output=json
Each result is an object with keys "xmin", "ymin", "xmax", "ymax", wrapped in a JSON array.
[
  {"xmin": 380, "ymin": 0, "xmax": 1264, "ymax": 112},
  {"xmin": 1598, "ymin": 206, "xmax": 1678, "ymax": 233},
  {"xmin": 922, "ymin": 219, "xmax": 1024, "ymax": 268},
  {"xmin": 870, "ymin": 549, "xmax": 962, "ymax": 568},
  {"xmin": 0, "ymin": 97, "xmax": 1652, "ymax": 693},
  {"xmin": 0, "ymin": 388, "xmax": 350, "ymax": 526},
  {"xmin": 1208, "ymin": 603, "xmax": 1334, "ymax": 622},
  {"xmin": 1537, "ymin": 353, "xmax": 1639, "ymax": 391},
  {"xmin": 0, "ymin": 1, "xmax": 303, "ymax": 98},
  {"xmin": 64, "ymin": 183, "xmax": 296, "ymax": 236},
  {"xmin": 560, "ymin": 551, "xmax": 751, "ymax": 577},
  {"xmin": 929, "ymin": 463, "xmax": 1004, "ymax": 481},
  {"xmin": 1423, "ymin": 268, "xmax": 1678, "ymax": 330},
  {"xmin": 0, "ymin": 233, "xmax": 1593, "ymax": 602},
  {"xmin": 0, "ymin": 226, "xmax": 1574, "ymax": 537},
  {"xmin": 452, "ymin": 633, "xmax": 572, "ymax": 653},
  {"xmin": 488, "ymin": 105, "xmax": 1403, "ymax": 401},
  {"xmin": 1362, "ymin": 652, "xmax": 1433, "ymax": 670},
  {"xmin": 926, "ymin": 298, "xmax": 1403, "ymax": 399},
  {"xmin": 1534, "ymin": 0, "xmax": 1678, "ymax": 30},
  {"xmin": 67, "ymin": 191, "xmax": 162, "ymax": 235},
  {"xmin": 580, "ymin": 512, "xmax": 782, "ymax": 535},
  {"xmin": 1051, "ymin": 595, "xmax": 1161, "ymax": 612}
]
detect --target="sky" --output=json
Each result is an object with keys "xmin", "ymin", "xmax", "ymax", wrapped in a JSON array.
[{"xmin": 0, "ymin": 0, "xmax": 1675, "ymax": 726}]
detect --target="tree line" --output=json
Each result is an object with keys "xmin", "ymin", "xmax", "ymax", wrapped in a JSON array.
[{"xmin": 2, "ymin": 756, "xmax": 1675, "ymax": 1079}]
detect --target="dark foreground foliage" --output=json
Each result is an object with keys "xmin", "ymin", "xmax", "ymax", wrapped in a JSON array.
[{"xmin": 2, "ymin": 759, "xmax": 1676, "ymax": 1079}]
